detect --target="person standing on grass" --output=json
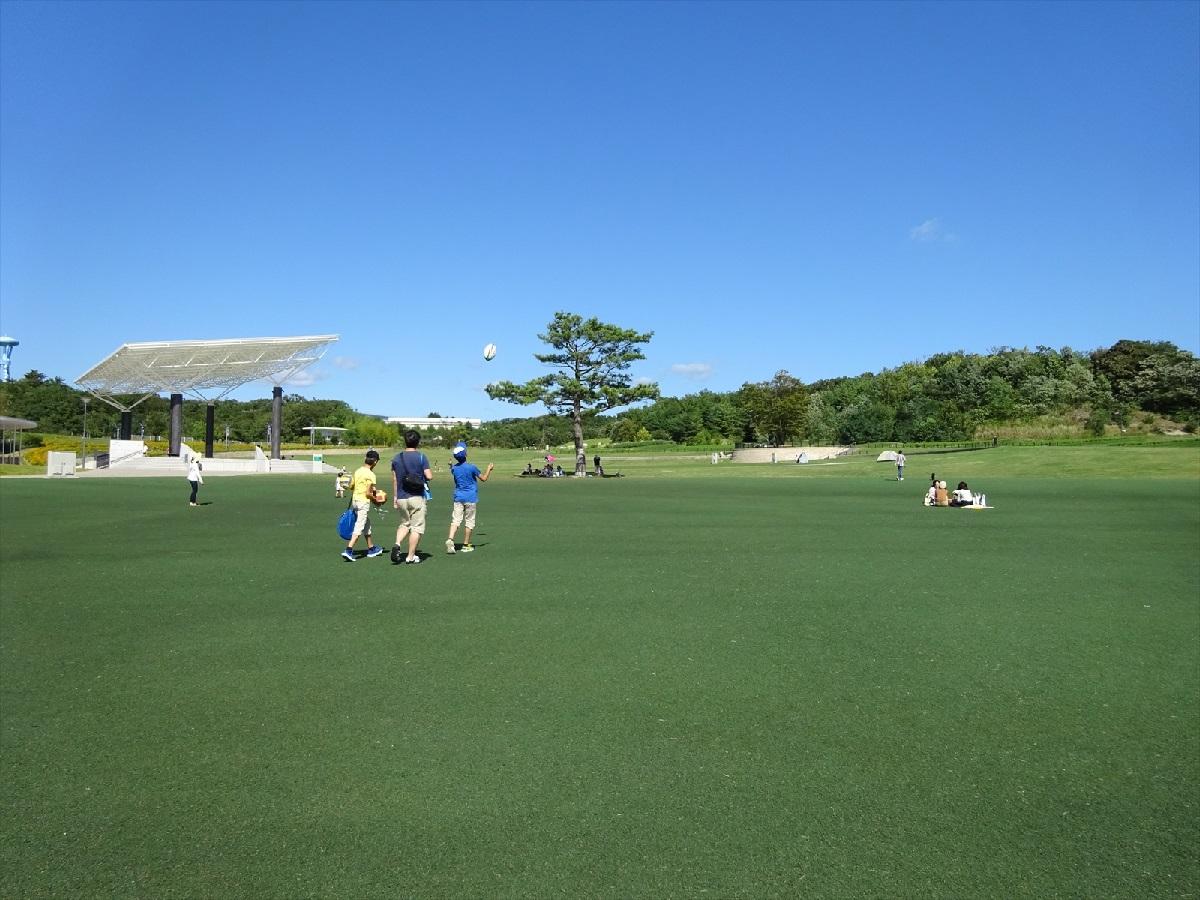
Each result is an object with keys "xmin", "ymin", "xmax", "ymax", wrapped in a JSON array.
[
  {"xmin": 445, "ymin": 442, "xmax": 493, "ymax": 554},
  {"xmin": 896, "ymin": 450, "xmax": 906, "ymax": 481},
  {"xmin": 391, "ymin": 430, "xmax": 433, "ymax": 565},
  {"xmin": 343, "ymin": 450, "xmax": 385, "ymax": 562},
  {"xmin": 186, "ymin": 457, "xmax": 204, "ymax": 506}
]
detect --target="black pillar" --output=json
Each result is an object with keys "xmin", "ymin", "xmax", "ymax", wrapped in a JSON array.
[
  {"xmin": 169, "ymin": 393, "xmax": 183, "ymax": 457},
  {"xmin": 205, "ymin": 404, "xmax": 215, "ymax": 458},
  {"xmin": 120, "ymin": 411, "xmax": 132, "ymax": 441},
  {"xmin": 271, "ymin": 386, "xmax": 282, "ymax": 460}
]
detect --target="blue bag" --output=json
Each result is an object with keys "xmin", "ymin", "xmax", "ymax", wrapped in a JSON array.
[{"xmin": 337, "ymin": 506, "xmax": 356, "ymax": 540}]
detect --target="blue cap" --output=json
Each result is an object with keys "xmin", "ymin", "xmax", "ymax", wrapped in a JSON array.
[{"xmin": 452, "ymin": 442, "xmax": 467, "ymax": 461}]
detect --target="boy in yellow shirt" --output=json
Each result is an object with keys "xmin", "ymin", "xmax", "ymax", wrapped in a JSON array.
[{"xmin": 343, "ymin": 450, "xmax": 385, "ymax": 561}]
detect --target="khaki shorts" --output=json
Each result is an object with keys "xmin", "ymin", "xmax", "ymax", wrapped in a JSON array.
[
  {"xmin": 397, "ymin": 496, "xmax": 426, "ymax": 534},
  {"xmin": 350, "ymin": 500, "xmax": 372, "ymax": 540},
  {"xmin": 450, "ymin": 501, "xmax": 477, "ymax": 530}
]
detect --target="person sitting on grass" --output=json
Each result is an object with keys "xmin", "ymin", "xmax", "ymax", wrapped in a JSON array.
[
  {"xmin": 934, "ymin": 480, "xmax": 950, "ymax": 507},
  {"xmin": 951, "ymin": 481, "xmax": 974, "ymax": 507}
]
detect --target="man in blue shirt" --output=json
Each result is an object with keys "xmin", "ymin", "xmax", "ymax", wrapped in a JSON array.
[
  {"xmin": 390, "ymin": 430, "xmax": 433, "ymax": 565},
  {"xmin": 445, "ymin": 442, "xmax": 493, "ymax": 554}
]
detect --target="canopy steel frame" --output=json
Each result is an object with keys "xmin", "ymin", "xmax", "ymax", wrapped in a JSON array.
[{"xmin": 76, "ymin": 335, "xmax": 338, "ymax": 410}]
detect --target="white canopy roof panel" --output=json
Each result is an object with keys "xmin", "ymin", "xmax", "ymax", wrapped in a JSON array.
[{"xmin": 77, "ymin": 335, "xmax": 338, "ymax": 404}]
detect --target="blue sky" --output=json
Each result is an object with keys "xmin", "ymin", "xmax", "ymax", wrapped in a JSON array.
[{"xmin": 2, "ymin": 0, "xmax": 1197, "ymax": 420}]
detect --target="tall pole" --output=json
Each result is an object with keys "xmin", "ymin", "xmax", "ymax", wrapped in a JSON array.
[
  {"xmin": 204, "ymin": 404, "xmax": 215, "ymax": 458},
  {"xmin": 169, "ymin": 393, "xmax": 183, "ymax": 457},
  {"xmin": 270, "ymin": 386, "xmax": 283, "ymax": 460},
  {"xmin": 81, "ymin": 398, "xmax": 89, "ymax": 464}
]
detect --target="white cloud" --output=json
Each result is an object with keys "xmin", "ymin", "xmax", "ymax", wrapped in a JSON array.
[
  {"xmin": 910, "ymin": 218, "xmax": 956, "ymax": 242},
  {"xmin": 332, "ymin": 356, "xmax": 360, "ymax": 370},
  {"xmin": 671, "ymin": 362, "xmax": 713, "ymax": 381},
  {"xmin": 285, "ymin": 368, "xmax": 327, "ymax": 387},
  {"xmin": 634, "ymin": 376, "xmax": 656, "ymax": 387}
]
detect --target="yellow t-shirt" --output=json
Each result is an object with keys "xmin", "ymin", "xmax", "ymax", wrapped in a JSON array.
[{"xmin": 351, "ymin": 465, "xmax": 377, "ymax": 503}]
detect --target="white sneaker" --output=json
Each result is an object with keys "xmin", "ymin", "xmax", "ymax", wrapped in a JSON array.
[{"xmin": 445, "ymin": 539, "xmax": 456, "ymax": 554}]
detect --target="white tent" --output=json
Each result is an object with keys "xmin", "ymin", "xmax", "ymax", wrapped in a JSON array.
[{"xmin": 876, "ymin": 450, "xmax": 898, "ymax": 462}]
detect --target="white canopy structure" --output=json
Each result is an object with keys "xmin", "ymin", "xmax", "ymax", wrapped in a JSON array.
[
  {"xmin": 77, "ymin": 335, "xmax": 339, "ymax": 407},
  {"xmin": 76, "ymin": 335, "xmax": 338, "ymax": 459}
]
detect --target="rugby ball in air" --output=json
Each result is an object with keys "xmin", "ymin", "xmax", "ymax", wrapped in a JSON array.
[{"xmin": 483, "ymin": 343, "xmax": 497, "ymax": 361}]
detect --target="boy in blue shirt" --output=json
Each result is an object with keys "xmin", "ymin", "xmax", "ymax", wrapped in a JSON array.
[{"xmin": 445, "ymin": 442, "xmax": 493, "ymax": 554}]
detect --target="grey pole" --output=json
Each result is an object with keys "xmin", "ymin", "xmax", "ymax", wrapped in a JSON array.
[
  {"xmin": 270, "ymin": 386, "xmax": 283, "ymax": 460},
  {"xmin": 204, "ymin": 404, "xmax": 215, "ymax": 458},
  {"xmin": 169, "ymin": 393, "xmax": 183, "ymax": 457}
]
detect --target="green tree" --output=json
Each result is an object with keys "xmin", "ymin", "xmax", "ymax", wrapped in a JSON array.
[
  {"xmin": 736, "ymin": 371, "xmax": 808, "ymax": 445},
  {"xmin": 609, "ymin": 417, "xmax": 642, "ymax": 443},
  {"xmin": 1132, "ymin": 352, "xmax": 1200, "ymax": 416},
  {"xmin": 803, "ymin": 393, "xmax": 839, "ymax": 444},
  {"xmin": 487, "ymin": 312, "xmax": 659, "ymax": 474},
  {"xmin": 1091, "ymin": 340, "xmax": 1184, "ymax": 405},
  {"xmin": 346, "ymin": 415, "xmax": 396, "ymax": 448},
  {"xmin": 838, "ymin": 401, "xmax": 895, "ymax": 443}
]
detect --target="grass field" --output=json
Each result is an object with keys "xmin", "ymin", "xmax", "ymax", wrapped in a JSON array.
[{"xmin": 2, "ymin": 445, "xmax": 1198, "ymax": 898}]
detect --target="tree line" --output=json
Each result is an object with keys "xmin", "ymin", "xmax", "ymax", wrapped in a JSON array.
[
  {"xmin": 603, "ymin": 340, "xmax": 1198, "ymax": 446},
  {"xmin": 2, "ymin": 339, "xmax": 1196, "ymax": 450}
]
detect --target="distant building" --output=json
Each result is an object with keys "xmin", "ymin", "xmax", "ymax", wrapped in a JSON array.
[{"xmin": 385, "ymin": 416, "xmax": 481, "ymax": 430}]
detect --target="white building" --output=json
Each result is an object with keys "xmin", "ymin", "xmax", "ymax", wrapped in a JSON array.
[{"xmin": 385, "ymin": 416, "xmax": 481, "ymax": 430}]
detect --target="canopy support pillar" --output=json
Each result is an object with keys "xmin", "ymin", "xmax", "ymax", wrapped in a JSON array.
[
  {"xmin": 204, "ymin": 404, "xmax": 215, "ymax": 459},
  {"xmin": 169, "ymin": 393, "xmax": 183, "ymax": 457},
  {"xmin": 270, "ymin": 386, "xmax": 282, "ymax": 460}
]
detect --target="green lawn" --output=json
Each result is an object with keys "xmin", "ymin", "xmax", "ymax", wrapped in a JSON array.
[{"xmin": 2, "ymin": 447, "xmax": 1197, "ymax": 898}]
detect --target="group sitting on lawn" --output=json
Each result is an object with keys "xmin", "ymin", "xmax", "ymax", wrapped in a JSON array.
[
  {"xmin": 925, "ymin": 475, "xmax": 986, "ymax": 508},
  {"xmin": 521, "ymin": 461, "xmax": 565, "ymax": 477}
]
